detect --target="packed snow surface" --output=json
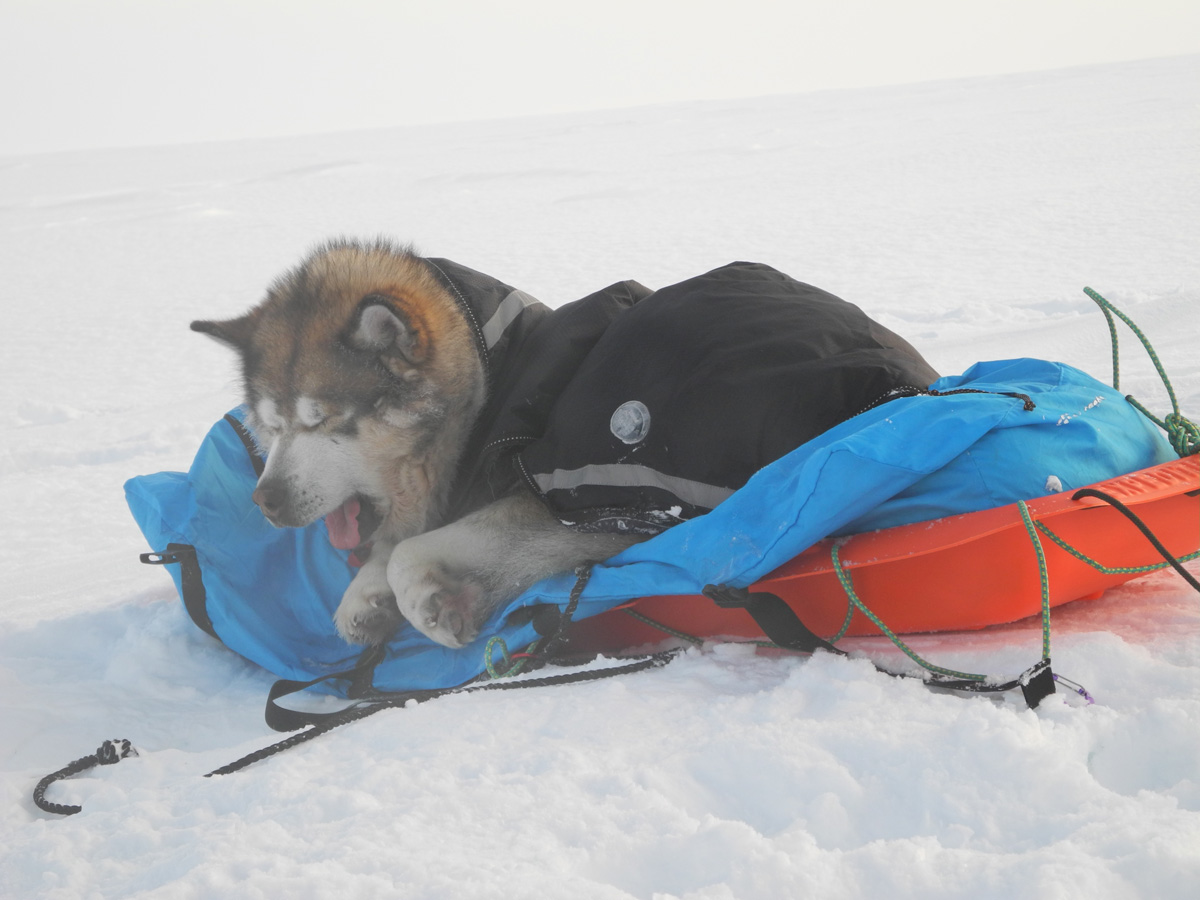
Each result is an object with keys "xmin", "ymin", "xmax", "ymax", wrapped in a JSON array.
[{"xmin": 2, "ymin": 56, "xmax": 1199, "ymax": 899}]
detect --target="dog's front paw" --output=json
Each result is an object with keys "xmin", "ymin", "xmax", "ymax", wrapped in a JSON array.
[
  {"xmin": 387, "ymin": 553, "xmax": 487, "ymax": 649},
  {"xmin": 334, "ymin": 565, "xmax": 404, "ymax": 645}
]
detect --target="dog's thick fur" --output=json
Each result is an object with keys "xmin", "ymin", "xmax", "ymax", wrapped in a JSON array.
[{"xmin": 193, "ymin": 240, "xmax": 638, "ymax": 648}]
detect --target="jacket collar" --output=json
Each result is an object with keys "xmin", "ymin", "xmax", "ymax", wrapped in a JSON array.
[{"xmin": 422, "ymin": 257, "xmax": 545, "ymax": 383}]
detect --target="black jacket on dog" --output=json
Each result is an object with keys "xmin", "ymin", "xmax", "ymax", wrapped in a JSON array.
[{"xmin": 427, "ymin": 259, "xmax": 940, "ymax": 535}]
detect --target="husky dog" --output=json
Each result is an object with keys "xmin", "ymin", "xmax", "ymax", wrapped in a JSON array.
[
  {"xmin": 192, "ymin": 241, "xmax": 640, "ymax": 649},
  {"xmin": 194, "ymin": 239, "xmax": 940, "ymax": 650}
]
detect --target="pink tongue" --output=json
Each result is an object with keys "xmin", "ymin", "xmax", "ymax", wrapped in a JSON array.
[{"xmin": 324, "ymin": 497, "xmax": 362, "ymax": 550}]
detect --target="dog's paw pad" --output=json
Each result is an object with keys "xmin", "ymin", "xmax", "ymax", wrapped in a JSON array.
[
  {"xmin": 389, "ymin": 564, "xmax": 484, "ymax": 649},
  {"xmin": 335, "ymin": 584, "xmax": 403, "ymax": 645},
  {"xmin": 421, "ymin": 595, "xmax": 475, "ymax": 647},
  {"xmin": 342, "ymin": 609, "xmax": 403, "ymax": 645}
]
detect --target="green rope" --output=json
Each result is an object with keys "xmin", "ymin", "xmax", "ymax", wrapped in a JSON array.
[
  {"xmin": 483, "ymin": 636, "xmax": 539, "ymax": 679},
  {"xmin": 823, "ymin": 503, "xmax": 1053, "ymax": 681},
  {"xmin": 624, "ymin": 609, "xmax": 704, "ymax": 646},
  {"xmin": 1091, "ymin": 287, "xmax": 1123, "ymax": 392},
  {"xmin": 1017, "ymin": 501, "xmax": 1053, "ymax": 661},
  {"xmin": 830, "ymin": 541, "xmax": 991, "ymax": 681},
  {"xmin": 1084, "ymin": 287, "xmax": 1199, "ymax": 457},
  {"xmin": 827, "ymin": 554, "xmax": 857, "ymax": 645},
  {"xmin": 1035, "ymin": 520, "xmax": 1200, "ymax": 575}
]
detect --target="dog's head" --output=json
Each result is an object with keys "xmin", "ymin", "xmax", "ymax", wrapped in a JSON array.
[{"xmin": 192, "ymin": 239, "xmax": 485, "ymax": 548}]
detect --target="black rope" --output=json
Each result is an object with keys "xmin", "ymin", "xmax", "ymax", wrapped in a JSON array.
[
  {"xmin": 33, "ymin": 739, "xmax": 137, "ymax": 816},
  {"xmin": 207, "ymin": 701, "xmax": 395, "ymax": 777},
  {"xmin": 926, "ymin": 387, "xmax": 1037, "ymax": 410},
  {"xmin": 1071, "ymin": 487, "xmax": 1200, "ymax": 593},
  {"xmin": 206, "ymin": 649, "xmax": 678, "ymax": 777},
  {"xmin": 531, "ymin": 563, "xmax": 594, "ymax": 661},
  {"xmin": 855, "ymin": 385, "xmax": 1038, "ymax": 418}
]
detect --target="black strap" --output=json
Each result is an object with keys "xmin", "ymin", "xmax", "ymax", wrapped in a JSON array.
[
  {"xmin": 263, "ymin": 644, "xmax": 388, "ymax": 731},
  {"xmin": 1071, "ymin": 487, "xmax": 1200, "ymax": 593},
  {"xmin": 703, "ymin": 584, "xmax": 844, "ymax": 655},
  {"xmin": 140, "ymin": 543, "xmax": 216, "ymax": 639}
]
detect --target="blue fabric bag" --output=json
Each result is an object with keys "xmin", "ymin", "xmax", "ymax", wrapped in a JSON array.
[{"xmin": 124, "ymin": 359, "xmax": 1173, "ymax": 695}]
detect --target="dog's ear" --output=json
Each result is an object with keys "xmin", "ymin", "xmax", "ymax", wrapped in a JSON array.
[
  {"xmin": 191, "ymin": 314, "xmax": 256, "ymax": 352},
  {"xmin": 348, "ymin": 296, "xmax": 429, "ymax": 372}
]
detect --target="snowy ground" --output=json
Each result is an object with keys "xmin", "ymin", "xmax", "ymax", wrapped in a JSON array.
[{"xmin": 2, "ymin": 55, "xmax": 1198, "ymax": 899}]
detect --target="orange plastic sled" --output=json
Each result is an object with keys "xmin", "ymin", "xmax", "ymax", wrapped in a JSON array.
[{"xmin": 572, "ymin": 454, "xmax": 1200, "ymax": 650}]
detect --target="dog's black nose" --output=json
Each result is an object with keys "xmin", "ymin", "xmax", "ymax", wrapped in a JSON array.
[{"xmin": 251, "ymin": 483, "xmax": 286, "ymax": 520}]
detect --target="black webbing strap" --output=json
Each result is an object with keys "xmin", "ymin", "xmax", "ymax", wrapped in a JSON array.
[
  {"xmin": 702, "ymin": 584, "xmax": 844, "ymax": 655},
  {"xmin": 139, "ymin": 543, "xmax": 216, "ymax": 639},
  {"xmin": 264, "ymin": 644, "xmax": 388, "ymax": 731},
  {"xmin": 135, "ymin": 415, "xmax": 264, "ymax": 643},
  {"xmin": 1071, "ymin": 487, "xmax": 1200, "ymax": 593}
]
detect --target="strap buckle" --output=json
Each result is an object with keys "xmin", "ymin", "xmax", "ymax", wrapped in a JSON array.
[{"xmin": 140, "ymin": 549, "xmax": 185, "ymax": 565}]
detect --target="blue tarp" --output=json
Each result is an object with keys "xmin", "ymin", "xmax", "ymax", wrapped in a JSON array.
[{"xmin": 125, "ymin": 359, "xmax": 1174, "ymax": 694}]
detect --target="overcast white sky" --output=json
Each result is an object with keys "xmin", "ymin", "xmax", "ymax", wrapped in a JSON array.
[{"xmin": 2, "ymin": 0, "xmax": 1198, "ymax": 155}]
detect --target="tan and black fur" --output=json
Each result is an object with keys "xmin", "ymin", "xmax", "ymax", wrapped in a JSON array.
[{"xmin": 193, "ymin": 239, "xmax": 638, "ymax": 648}]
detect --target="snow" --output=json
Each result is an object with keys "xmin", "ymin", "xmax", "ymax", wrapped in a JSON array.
[{"xmin": 2, "ymin": 55, "xmax": 1199, "ymax": 898}]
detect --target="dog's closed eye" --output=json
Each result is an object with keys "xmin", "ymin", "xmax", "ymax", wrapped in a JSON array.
[{"xmin": 296, "ymin": 396, "xmax": 328, "ymax": 428}]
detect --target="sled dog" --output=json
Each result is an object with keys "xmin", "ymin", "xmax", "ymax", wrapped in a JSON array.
[
  {"xmin": 192, "ymin": 241, "xmax": 640, "ymax": 649},
  {"xmin": 193, "ymin": 238, "xmax": 939, "ymax": 650}
]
